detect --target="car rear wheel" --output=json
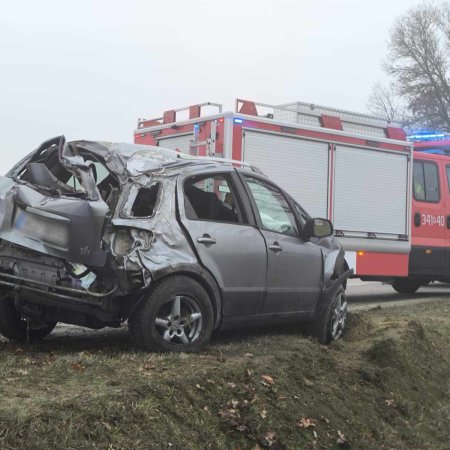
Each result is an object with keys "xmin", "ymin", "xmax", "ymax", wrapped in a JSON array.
[
  {"xmin": 0, "ymin": 291, "xmax": 57, "ymax": 343},
  {"xmin": 306, "ymin": 286, "xmax": 347, "ymax": 344},
  {"xmin": 392, "ymin": 278, "xmax": 420, "ymax": 294},
  {"xmin": 129, "ymin": 275, "xmax": 214, "ymax": 352}
]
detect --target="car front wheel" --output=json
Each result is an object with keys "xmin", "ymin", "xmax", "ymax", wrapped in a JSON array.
[
  {"xmin": 306, "ymin": 286, "xmax": 347, "ymax": 344},
  {"xmin": 129, "ymin": 275, "xmax": 214, "ymax": 352}
]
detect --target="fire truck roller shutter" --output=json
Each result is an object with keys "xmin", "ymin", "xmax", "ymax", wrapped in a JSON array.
[
  {"xmin": 157, "ymin": 134, "xmax": 192, "ymax": 155},
  {"xmin": 242, "ymin": 131, "xmax": 329, "ymax": 218},
  {"xmin": 333, "ymin": 146, "xmax": 408, "ymax": 235}
]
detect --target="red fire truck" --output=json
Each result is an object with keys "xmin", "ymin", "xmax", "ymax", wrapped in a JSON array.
[{"xmin": 133, "ymin": 99, "xmax": 450, "ymax": 293}]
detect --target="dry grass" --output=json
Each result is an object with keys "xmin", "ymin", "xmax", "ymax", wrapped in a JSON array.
[{"xmin": 0, "ymin": 301, "xmax": 449, "ymax": 449}]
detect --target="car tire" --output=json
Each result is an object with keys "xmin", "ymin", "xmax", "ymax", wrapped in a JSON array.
[
  {"xmin": 0, "ymin": 291, "xmax": 57, "ymax": 343},
  {"xmin": 392, "ymin": 278, "xmax": 420, "ymax": 294},
  {"xmin": 306, "ymin": 286, "xmax": 347, "ymax": 344},
  {"xmin": 129, "ymin": 275, "xmax": 214, "ymax": 352}
]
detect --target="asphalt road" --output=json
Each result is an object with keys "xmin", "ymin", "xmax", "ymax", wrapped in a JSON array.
[{"xmin": 347, "ymin": 279, "xmax": 450, "ymax": 311}]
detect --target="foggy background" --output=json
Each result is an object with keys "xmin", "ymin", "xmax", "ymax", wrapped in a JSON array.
[{"xmin": 0, "ymin": 0, "xmax": 423, "ymax": 170}]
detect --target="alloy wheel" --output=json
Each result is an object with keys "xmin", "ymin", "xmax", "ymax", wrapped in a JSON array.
[
  {"xmin": 154, "ymin": 295, "xmax": 203, "ymax": 346},
  {"xmin": 330, "ymin": 291, "xmax": 347, "ymax": 340}
]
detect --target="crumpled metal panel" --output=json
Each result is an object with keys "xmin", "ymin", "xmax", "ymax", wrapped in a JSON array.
[
  {"xmin": 111, "ymin": 176, "xmax": 198, "ymax": 279},
  {"xmin": 320, "ymin": 237, "xmax": 346, "ymax": 282},
  {"xmin": 126, "ymin": 148, "xmax": 179, "ymax": 176},
  {"xmin": 72, "ymin": 141, "xmax": 182, "ymax": 178},
  {"xmin": 0, "ymin": 176, "xmax": 109, "ymax": 266},
  {"xmin": 0, "ymin": 137, "xmax": 201, "ymax": 274}
]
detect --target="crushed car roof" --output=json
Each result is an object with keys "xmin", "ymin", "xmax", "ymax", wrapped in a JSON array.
[
  {"xmin": 69, "ymin": 140, "xmax": 204, "ymax": 176},
  {"xmin": 7, "ymin": 137, "xmax": 263, "ymax": 184},
  {"xmin": 69, "ymin": 139, "xmax": 262, "ymax": 176}
]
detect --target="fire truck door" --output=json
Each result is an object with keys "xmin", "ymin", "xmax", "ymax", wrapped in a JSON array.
[
  {"xmin": 410, "ymin": 158, "xmax": 446, "ymax": 276},
  {"xmin": 443, "ymin": 163, "xmax": 450, "ymax": 274}
]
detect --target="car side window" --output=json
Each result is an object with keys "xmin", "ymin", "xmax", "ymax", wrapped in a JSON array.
[
  {"xmin": 413, "ymin": 161, "xmax": 440, "ymax": 202},
  {"xmin": 130, "ymin": 183, "xmax": 160, "ymax": 217},
  {"xmin": 121, "ymin": 182, "xmax": 160, "ymax": 218},
  {"xmin": 184, "ymin": 174, "xmax": 243, "ymax": 224},
  {"xmin": 245, "ymin": 176, "xmax": 298, "ymax": 237},
  {"xmin": 293, "ymin": 202, "xmax": 310, "ymax": 228}
]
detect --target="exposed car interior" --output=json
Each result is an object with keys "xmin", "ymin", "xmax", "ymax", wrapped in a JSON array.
[
  {"xmin": 16, "ymin": 142, "xmax": 120, "ymax": 209},
  {"xmin": 130, "ymin": 183, "xmax": 160, "ymax": 217}
]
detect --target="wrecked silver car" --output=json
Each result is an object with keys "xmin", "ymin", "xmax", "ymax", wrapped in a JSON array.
[{"xmin": 0, "ymin": 136, "xmax": 351, "ymax": 351}]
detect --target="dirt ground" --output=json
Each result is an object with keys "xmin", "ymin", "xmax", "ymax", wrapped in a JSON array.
[{"xmin": 0, "ymin": 300, "xmax": 449, "ymax": 450}]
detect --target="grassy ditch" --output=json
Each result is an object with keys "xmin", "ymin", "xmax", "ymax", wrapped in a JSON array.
[{"xmin": 0, "ymin": 301, "xmax": 449, "ymax": 450}]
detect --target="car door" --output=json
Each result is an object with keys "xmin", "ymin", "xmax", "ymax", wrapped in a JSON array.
[
  {"xmin": 178, "ymin": 170, "xmax": 267, "ymax": 317},
  {"xmin": 241, "ymin": 174, "xmax": 323, "ymax": 314}
]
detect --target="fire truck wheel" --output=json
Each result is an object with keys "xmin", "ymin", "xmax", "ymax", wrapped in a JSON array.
[
  {"xmin": 0, "ymin": 291, "xmax": 57, "ymax": 343},
  {"xmin": 392, "ymin": 278, "xmax": 420, "ymax": 294}
]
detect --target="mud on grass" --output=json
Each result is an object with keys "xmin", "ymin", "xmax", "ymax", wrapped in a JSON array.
[{"xmin": 0, "ymin": 302, "xmax": 449, "ymax": 450}]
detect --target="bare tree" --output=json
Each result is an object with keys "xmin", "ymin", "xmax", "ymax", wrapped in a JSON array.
[
  {"xmin": 367, "ymin": 82, "xmax": 406, "ymax": 123},
  {"xmin": 373, "ymin": 2, "xmax": 450, "ymax": 129}
]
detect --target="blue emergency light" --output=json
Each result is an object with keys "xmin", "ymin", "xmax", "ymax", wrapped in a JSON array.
[{"xmin": 407, "ymin": 129, "xmax": 449, "ymax": 141}]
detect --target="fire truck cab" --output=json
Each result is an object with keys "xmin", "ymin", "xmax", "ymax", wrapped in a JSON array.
[{"xmin": 403, "ymin": 135, "xmax": 450, "ymax": 292}]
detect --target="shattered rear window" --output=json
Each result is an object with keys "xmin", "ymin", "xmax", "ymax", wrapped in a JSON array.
[{"xmin": 129, "ymin": 183, "xmax": 160, "ymax": 217}]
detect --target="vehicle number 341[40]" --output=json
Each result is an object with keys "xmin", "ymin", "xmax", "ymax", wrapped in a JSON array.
[{"xmin": 422, "ymin": 214, "xmax": 445, "ymax": 227}]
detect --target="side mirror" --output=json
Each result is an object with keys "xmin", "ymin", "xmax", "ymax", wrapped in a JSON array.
[{"xmin": 303, "ymin": 218, "xmax": 333, "ymax": 240}]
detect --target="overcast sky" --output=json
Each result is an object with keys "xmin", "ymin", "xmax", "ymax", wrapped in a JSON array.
[{"xmin": 0, "ymin": 0, "xmax": 424, "ymax": 171}]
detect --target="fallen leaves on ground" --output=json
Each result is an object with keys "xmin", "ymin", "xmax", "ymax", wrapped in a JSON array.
[
  {"xmin": 337, "ymin": 430, "xmax": 346, "ymax": 445},
  {"xmin": 261, "ymin": 375, "xmax": 275, "ymax": 386},
  {"xmin": 261, "ymin": 431, "xmax": 277, "ymax": 447},
  {"xmin": 70, "ymin": 362, "xmax": 84, "ymax": 372},
  {"xmin": 297, "ymin": 417, "xmax": 316, "ymax": 428}
]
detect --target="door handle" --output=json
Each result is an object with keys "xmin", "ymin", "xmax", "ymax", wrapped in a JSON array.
[
  {"xmin": 196, "ymin": 235, "xmax": 216, "ymax": 245},
  {"xmin": 268, "ymin": 242, "xmax": 282, "ymax": 253},
  {"xmin": 414, "ymin": 212, "xmax": 421, "ymax": 227}
]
